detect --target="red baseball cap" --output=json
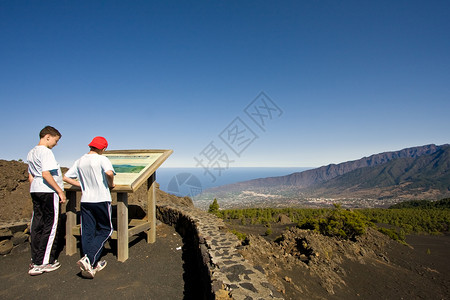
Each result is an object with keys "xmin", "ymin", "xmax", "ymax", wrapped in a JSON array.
[{"xmin": 88, "ymin": 136, "xmax": 108, "ymax": 150}]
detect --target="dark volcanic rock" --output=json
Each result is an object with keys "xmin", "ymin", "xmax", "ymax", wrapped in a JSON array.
[
  {"xmin": 0, "ymin": 239, "xmax": 13, "ymax": 255},
  {"xmin": 237, "ymin": 227, "xmax": 450, "ymax": 299}
]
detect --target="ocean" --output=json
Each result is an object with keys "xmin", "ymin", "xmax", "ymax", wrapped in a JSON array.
[{"xmin": 155, "ymin": 167, "xmax": 310, "ymax": 198}]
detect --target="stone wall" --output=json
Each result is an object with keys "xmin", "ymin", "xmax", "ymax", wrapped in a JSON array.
[{"xmin": 156, "ymin": 199, "xmax": 284, "ymax": 300}]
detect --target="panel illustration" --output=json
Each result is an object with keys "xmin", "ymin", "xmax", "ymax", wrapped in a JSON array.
[{"xmin": 105, "ymin": 153, "xmax": 163, "ymax": 186}]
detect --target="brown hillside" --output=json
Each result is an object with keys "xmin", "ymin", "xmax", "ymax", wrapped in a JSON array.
[{"xmin": 0, "ymin": 159, "xmax": 193, "ymax": 224}]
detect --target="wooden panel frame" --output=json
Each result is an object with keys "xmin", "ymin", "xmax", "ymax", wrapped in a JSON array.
[{"xmin": 64, "ymin": 149, "xmax": 173, "ymax": 193}]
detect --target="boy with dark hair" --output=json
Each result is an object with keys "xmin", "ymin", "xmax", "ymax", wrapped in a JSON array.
[
  {"xmin": 27, "ymin": 125, "xmax": 66, "ymax": 275},
  {"xmin": 63, "ymin": 136, "xmax": 115, "ymax": 279}
]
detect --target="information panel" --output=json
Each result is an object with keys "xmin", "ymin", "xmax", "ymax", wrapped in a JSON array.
[
  {"xmin": 64, "ymin": 149, "xmax": 173, "ymax": 192},
  {"xmin": 105, "ymin": 149, "xmax": 172, "ymax": 192},
  {"xmin": 106, "ymin": 153, "xmax": 162, "ymax": 186}
]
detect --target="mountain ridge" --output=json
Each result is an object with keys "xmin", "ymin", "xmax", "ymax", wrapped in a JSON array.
[
  {"xmin": 208, "ymin": 144, "xmax": 446, "ymax": 192},
  {"xmin": 304, "ymin": 144, "xmax": 450, "ymax": 198},
  {"xmin": 199, "ymin": 144, "xmax": 450, "ymax": 208}
]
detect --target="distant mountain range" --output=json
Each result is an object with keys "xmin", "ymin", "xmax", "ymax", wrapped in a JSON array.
[{"xmin": 201, "ymin": 144, "xmax": 450, "ymax": 208}]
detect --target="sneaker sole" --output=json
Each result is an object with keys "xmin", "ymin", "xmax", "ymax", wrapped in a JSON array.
[
  {"xmin": 77, "ymin": 260, "xmax": 90, "ymax": 272},
  {"xmin": 43, "ymin": 264, "xmax": 61, "ymax": 272},
  {"xmin": 28, "ymin": 270, "xmax": 44, "ymax": 276},
  {"xmin": 95, "ymin": 261, "xmax": 107, "ymax": 272},
  {"xmin": 77, "ymin": 258, "xmax": 95, "ymax": 279},
  {"xmin": 81, "ymin": 269, "xmax": 95, "ymax": 279}
]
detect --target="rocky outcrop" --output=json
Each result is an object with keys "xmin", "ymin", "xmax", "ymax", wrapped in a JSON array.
[
  {"xmin": 238, "ymin": 227, "xmax": 393, "ymax": 297},
  {"xmin": 0, "ymin": 160, "xmax": 31, "ymax": 222},
  {"xmin": 0, "ymin": 222, "xmax": 29, "ymax": 255}
]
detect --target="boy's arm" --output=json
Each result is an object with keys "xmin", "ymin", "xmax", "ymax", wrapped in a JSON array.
[
  {"xmin": 105, "ymin": 170, "xmax": 115, "ymax": 189},
  {"xmin": 63, "ymin": 176, "xmax": 81, "ymax": 187},
  {"xmin": 42, "ymin": 171, "xmax": 66, "ymax": 203},
  {"xmin": 28, "ymin": 173, "xmax": 34, "ymax": 184},
  {"xmin": 63, "ymin": 162, "xmax": 79, "ymax": 187}
]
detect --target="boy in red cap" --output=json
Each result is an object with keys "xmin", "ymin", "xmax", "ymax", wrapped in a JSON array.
[
  {"xmin": 63, "ymin": 136, "xmax": 115, "ymax": 279},
  {"xmin": 27, "ymin": 126, "xmax": 66, "ymax": 275}
]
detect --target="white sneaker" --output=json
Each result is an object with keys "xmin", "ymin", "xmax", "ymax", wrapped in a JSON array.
[
  {"xmin": 94, "ymin": 260, "xmax": 107, "ymax": 273},
  {"xmin": 77, "ymin": 255, "xmax": 90, "ymax": 271},
  {"xmin": 28, "ymin": 264, "xmax": 44, "ymax": 276},
  {"xmin": 81, "ymin": 267, "xmax": 95, "ymax": 279},
  {"xmin": 77, "ymin": 255, "xmax": 95, "ymax": 279},
  {"xmin": 42, "ymin": 260, "xmax": 61, "ymax": 273}
]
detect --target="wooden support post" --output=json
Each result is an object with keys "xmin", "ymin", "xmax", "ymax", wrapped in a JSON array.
[
  {"xmin": 65, "ymin": 191, "xmax": 77, "ymax": 256},
  {"xmin": 147, "ymin": 173, "xmax": 156, "ymax": 244},
  {"xmin": 117, "ymin": 192, "xmax": 129, "ymax": 262}
]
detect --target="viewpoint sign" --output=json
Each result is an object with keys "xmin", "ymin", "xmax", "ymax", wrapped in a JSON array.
[
  {"xmin": 64, "ymin": 149, "xmax": 173, "ymax": 193},
  {"xmin": 104, "ymin": 149, "xmax": 173, "ymax": 192}
]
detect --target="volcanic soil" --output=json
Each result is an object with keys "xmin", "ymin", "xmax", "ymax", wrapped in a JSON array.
[
  {"xmin": 1, "ymin": 159, "xmax": 449, "ymax": 299},
  {"xmin": 228, "ymin": 221, "xmax": 450, "ymax": 299}
]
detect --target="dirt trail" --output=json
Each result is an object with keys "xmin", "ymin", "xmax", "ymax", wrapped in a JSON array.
[{"xmin": 0, "ymin": 223, "xmax": 187, "ymax": 300}]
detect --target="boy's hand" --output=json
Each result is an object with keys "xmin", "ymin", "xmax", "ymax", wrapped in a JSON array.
[
  {"xmin": 58, "ymin": 191, "xmax": 66, "ymax": 203},
  {"xmin": 106, "ymin": 170, "xmax": 114, "ymax": 189},
  {"xmin": 42, "ymin": 171, "xmax": 67, "ymax": 203}
]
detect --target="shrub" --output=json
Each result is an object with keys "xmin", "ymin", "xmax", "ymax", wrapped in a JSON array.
[
  {"xmin": 264, "ymin": 228, "xmax": 272, "ymax": 236},
  {"xmin": 208, "ymin": 198, "xmax": 220, "ymax": 214},
  {"xmin": 377, "ymin": 227, "xmax": 406, "ymax": 244},
  {"xmin": 298, "ymin": 207, "xmax": 369, "ymax": 240},
  {"xmin": 230, "ymin": 229, "xmax": 247, "ymax": 241},
  {"xmin": 297, "ymin": 217, "xmax": 319, "ymax": 231}
]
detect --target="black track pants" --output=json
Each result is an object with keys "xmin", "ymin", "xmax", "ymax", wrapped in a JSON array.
[{"xmin": 30, "ymin": 192, "xmax": 59, "ymax": 265}]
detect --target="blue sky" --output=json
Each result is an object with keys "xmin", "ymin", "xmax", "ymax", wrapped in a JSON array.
[{"xmin": 1, "ymin": 0, "xmax": 449, "ymax": 169}]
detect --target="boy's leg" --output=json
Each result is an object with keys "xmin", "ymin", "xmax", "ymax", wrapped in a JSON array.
[
  {"xmin": 91, "ymin": 202, "xmax": 113, "ymax": 267},
  {"xmin": 80, "ymin": 203, "xmax": 96, "ymax": 265},
  {"xmin": 30, "ymin": 193, "xmax": 45, "ymax": 265},
  {"xmin": 39, "ymin": 193, "xmax": 60, "ymax": 265}
]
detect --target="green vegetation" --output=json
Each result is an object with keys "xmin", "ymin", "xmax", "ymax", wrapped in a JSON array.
[
  {"xmin": 230, "ymin": 229, "xmax": 247, "ymax": 241},
  {"xmin": 297, "ymin": 204, "xmax": 369, "ymax": 240},
  {"xmin": 113, "ymin": 164, "xmax": 145, "ymax": 173},
  {"xmin": 208, "ymin": 198, "xmax": 220, "ymax": 214},
  {"xmin": 214, "ymin": 199, "xmax": 450, "ymax": 243},
  {"xmin": 264, "ymin": 225, "xmax": 273, "ymax": 236},
  {"xmin": 376, "ymin": 227, "xmax": 406, "ymax": 244},
  {"xmin": 360, "ymin": 207, "xmax": 450, "ymax": 235},
  {"xmin": 214, "ymin": 207, "xmax": 329, "ymax": 224},
  {"xmin": 388, "ymin": 198, "xmax": 450, "ymax": 209}
]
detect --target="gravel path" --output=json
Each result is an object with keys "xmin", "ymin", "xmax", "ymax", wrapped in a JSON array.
[{"xmin": 0, "ymin": 223, "xmax": 186, "ymax": 300}]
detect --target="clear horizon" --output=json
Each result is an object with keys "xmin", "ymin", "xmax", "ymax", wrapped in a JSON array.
[{"xmin": 1, "ymin": 1, "xmax": 449, "ymax": 170}]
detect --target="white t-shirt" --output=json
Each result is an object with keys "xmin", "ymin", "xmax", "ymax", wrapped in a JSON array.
[
  {"xmin": 27, "ymin": 145, "xmax": 64, "ymax": 193},
  {"xmin": 65, "ymin": 153, "xmax": 115, "ymax": 203}
]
